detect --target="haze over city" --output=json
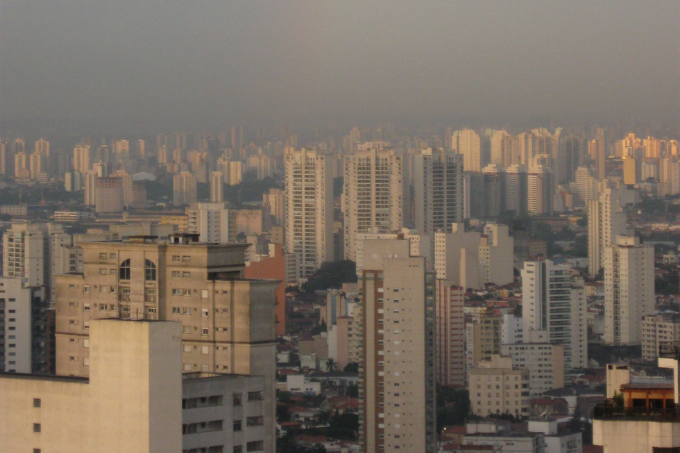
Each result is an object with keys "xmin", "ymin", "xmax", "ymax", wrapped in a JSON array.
[
  {"xmin": 1, "ymin": 0, "xmax": 679, "ymax": 133},
  {"xmin": 1, "ymin": 2, "xmax": 680, "ymax": 453}
]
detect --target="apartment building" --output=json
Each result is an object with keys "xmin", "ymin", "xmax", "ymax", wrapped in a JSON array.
[
  {"xmin": 604, "ymin": 235, "xmax": 655, "ymax": 346},
  {"xmin": 436, "ymin": 281, "xmax": 465, "ymax": 387},
  {"xmin": 343, "ymin": 143, "xmax": 403, "ymax": 262},
  {"xmin": 500, "ymin": 342, "xmax": 565, "ymax": 396},
  {"xmin": 641, "ymin": 313, "xmax": 680, "ymax": 361},
  {"xmin": 466, "ymin": 308, "xmax": 502, "ymax": 379},
  {"xmin": 359, "ymin": 239, "xmax": 436, "ymax": 453},
  {"xmin": 53, "ymin": 234, "xmax": 278, "ymax": 453},
  {"xmin": 284, "ymin": 148, "xmax": 333, "ymax": 279},
  {"xmin": 587, "ymin": 181, "xmax": 629, "ymax": 276},
  {"xmin": 0, "ymin": 277, "xmax": 51, "ymax": 374},
  {"xmin": 413, "ymin": 148, "xmax": 464, "ymax": 240},
  {"xmin": 469, "ymin": 354, "xmax": 530, "ymax": 418},
  {"xmin": 522, "ymin": 260, "xmax": 587, "ymax": 371}
]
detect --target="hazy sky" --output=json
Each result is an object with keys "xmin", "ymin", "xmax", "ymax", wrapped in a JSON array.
[{"xmin": 1, "ymin": 0, "xmax": 678, "ymax": 130}]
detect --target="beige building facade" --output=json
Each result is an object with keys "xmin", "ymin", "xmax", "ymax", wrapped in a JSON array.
[{"xmin": 54, "ymin": 234, "xmax": 278, "ymax": 452}]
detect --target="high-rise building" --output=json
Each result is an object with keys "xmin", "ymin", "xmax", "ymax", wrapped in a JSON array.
[
  {"xmin": 359, "ymin": 239, "xmax": 436, "ymax": 453},
  {"xmin": 113, "ymin": 169, "xmax": 133, "ymax": 207},
  {"xmin": 413, "ymin": 148, "xmax": 464, "ymax": 239},
  {"xmin": 173, "ymin": 171, "xmax": 197, "ymax": 206},
  {"xmin": 244, "ymin": 243, "xmax": 287, "ymax": 337},
  {"xmin": 343, "ymin": 143, "xmax": 403, "ymax": 262},
  {"xmin": 434, "ymin": 223, "xmax": 513, "ymax": 290},
  {"xmin": 505, "ymin": 164, "xmax": 528, "ymax": 215},
  {"xmin": 53, "ymin": 234, "xmax": 278, "ymax": 452},
  {"xmin": 641, "ymin": 314, "xmax": 680, "ymax": 362},
  {"xmin": 84, "ymin": 170, "xmax": 98, "ymax": 206},
  {"xmin": 501, "ymin": 341, "xmax": 565, "ymax": 396},
  {"xmin": 187, "ymin": 202, "xmax": 230, "ymax": 244},
  {"xmin": 210, "ymin": 171, "xmax": 224, "ymax": 203},
  {"xmin": 481, "ymin": 164, "xmax": 505, "ymax": 218},
  {"xmin": 435, "ymin": 281, "xmax": 465, "ymax": 387},
  {"xmin": 588, "ymin": 181, "xmax": 629, "ymax": 276},
  {"xmin": 95, "ymin": 177, "xmax": 124, "ymax": 213},
  {"xmin": 522, "ymin": 260, "xmax": 587, "ymax": 372},
  {"xmin": 604, "ymin": 235, "xmax": 655, "ymax": 346},
  {"xmin": 466, "ymin": 308, "xmax": 502, "ymax": 375},
  {"xmin": 469, "ymin": 354, "xmax": 529, "ymax": 418},
  {"xmin": 14, "ymin": 151, "xmax": 29, "ymax": 179},
  {"xmin": 479, "ymin": 223, "xmax": 514, "ymax": 287},
  {"xmin": 3, "ymin": 223, "xmax": 71, "ymax": 296},
  {"xmin": 0, "ymin": 277, "xmax": 51, "ymax": 374},
  {"xmin": 452, "ymin": 129, "xmax": 482, "ymax": 172},
  {"xmin": 263, "ymin": 188, "xmax": 285, "ymax": 227},
  {"xmin": 34, "ymin": 138, "xmax": 50, "ymax": 157},
  {"xmin": 284, "ymin": 148, "xmax": 333, "ymax": 279},
  {"xmin": 527, "ymin": 165, "xmax": 553, "ymax": 215}
]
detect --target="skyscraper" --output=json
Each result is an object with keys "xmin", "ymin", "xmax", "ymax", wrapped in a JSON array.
[
  {"xmin": 522, "ymin": 260, "xmax": 587, "ymax": 371},
  {"xmin": 210, "ymin": 171, "xmax": 224, "ymax": 203},
  {"xmin": 284, "ymin": 148, "xmax": 333, "ymax": 279},
  {"xmin": 187, "ymin": 202, "xmax": 230, "ymax": 243},
  {"xmin": 359, "ymin": 239, "xmax": 436, "ymax": 453},
  {"xmin": 505, "ymin": 164, "xmax": 528, "ymax": 215},
  {"xmin": 73, "ymin": 144, "xmax": 91, "ymax": 173},
  {"xmin": 435, "ymin": 281, "xmax": 465, "ymax": 387},
  {"xmin": 587, "ymin": 181, "xmax": 629, "ymax": 276},
  {"xmin": 452, "ymin": 128, "xmax": 482, "ymax": 172},
  {"xmin": 481, "ymin": 164, "xmax": 505, "ymax": 218},
  {"xmin": 173, "ymin": 171, "xmax": 197, "ymax": 206},
  {"xmin": 604, "ymin": 235, "xmax": 655, "ymax": 346},
  {"xmin": 343, "ymin": 142, "xmax": 403, "ymax": 262},
  {"xmin": 413, "ymin": 148, "xmax": 464, "ymax": 239},
  {"xmin": 527, "ymin": 165, "xmax": 553, "ymax": 215}
]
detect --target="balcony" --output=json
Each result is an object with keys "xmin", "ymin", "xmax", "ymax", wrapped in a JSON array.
[{"xmin": 594, "ymin": 402, "xmax": 679, "ymax": 422}]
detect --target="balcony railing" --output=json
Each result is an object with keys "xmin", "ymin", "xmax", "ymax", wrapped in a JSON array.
[
  {"xmin": 659, "ymin": 342, "xmax": 680, "ymax": 359},
  {"xmin": 594, "ymin": 403, "xmax": 679, "ymax": 422}
]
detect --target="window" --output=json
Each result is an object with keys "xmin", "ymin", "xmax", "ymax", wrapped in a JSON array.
[
  {"xmin": 84, "ymin": 304, "xmax": 90, "ymax": 312},
  {"xmin": 246, "ymin": 416, "xmax": 263, "ymax": 427},
  {"xmin": 84, "ymin": 340, "xmax": 89, "ymax": 348},
  {"xmin": 33, "ymin": 423, "xmax": 41, "ymax": 433},
  {"xmin": 172, "ymin": 271, "xmax": 181, "ymax": 278},
  {"xmin": 33, "ymin": 398, "xmax": 41, "ymax": 408},
  {"xmin": 202, "ymin": 346, "xmax": 209, "ymax": 355},
  {"xmin": 183, "ymin": 326, "xmax": 192, "ymax": 334},
  {"xmin": 182, "ymin": 272, "xmax": 191, "ymax": 278},
  {"xmin": 84, "ymin": 285, "xmax": 90, "ymax": 294},
  {"xmin": 119, "ymin": 259, "xmax": 131, "ymax": 280},
  {"xmin": 234, "ymin": 447, "xmax": 243, "ymax": 453},
  {"xmin": 202, "ymin": 328, "xmax": 209, "ymax": 336},
  {"xmin": 99, "ymin": 253, "xmax": 107, "ymax": 259},
  {"xmin": 99, "ymin": 268, "xmax": 108, "ymax": 275},
  {"xmin": 145, "ymin": 259, "xmax": 157, "ymax": 281},
  {"xmin": 246, "ymin": 441, "xmax": 263, "ymax": 452},
  {"xmin": 172, "ymin": 255, "xmax": 180, "ymax": 262},
  {"xmin": 202, "ymin": 309, "xmax": 209, "ymax": 317},
  {"xmin": 233, "ymin": 420, "xmax": 242, "ymax": 432},
  {"xmin": 233, "ymin": 393, "xmax": 242, "ymax": 406},
  {"xmin": 182, "ymin": 256, "xmax": 191, "ymax": 262},
  {"xmin": 34, "ymin": 449, "xmax": 41, "ymax": 453},
  {"xmin": 247, "ymin": 391, "xmax": 263, "ymax": 401},
  {"xmin": 109, "ymin": 253, "xmax": 116, "ymax": 259}
]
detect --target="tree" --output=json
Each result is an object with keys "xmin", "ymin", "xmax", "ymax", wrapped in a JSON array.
[
  {"xmin": 301, "ymin": 261, "xmax": 358, "ymax": 293},
  {"xmin": 343, "ymin": 362, "xmax": 359, "ymax": 373},
  {"xmin": 326, "ymin": 358, "xmax": 337, "ymax": 372},
  {"xmin": 326, "ymin": 413, "xmax": 359, "ymax": 440}
]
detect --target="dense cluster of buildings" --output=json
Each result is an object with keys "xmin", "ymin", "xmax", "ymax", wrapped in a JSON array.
[{"xmin": 0, "ymin": 124, "xmax": 678, "ymax": 452}]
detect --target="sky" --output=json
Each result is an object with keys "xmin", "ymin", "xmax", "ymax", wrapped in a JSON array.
[{"xmin": 0, "ymin": 0, "xmax": 678, "ymax": 131}]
